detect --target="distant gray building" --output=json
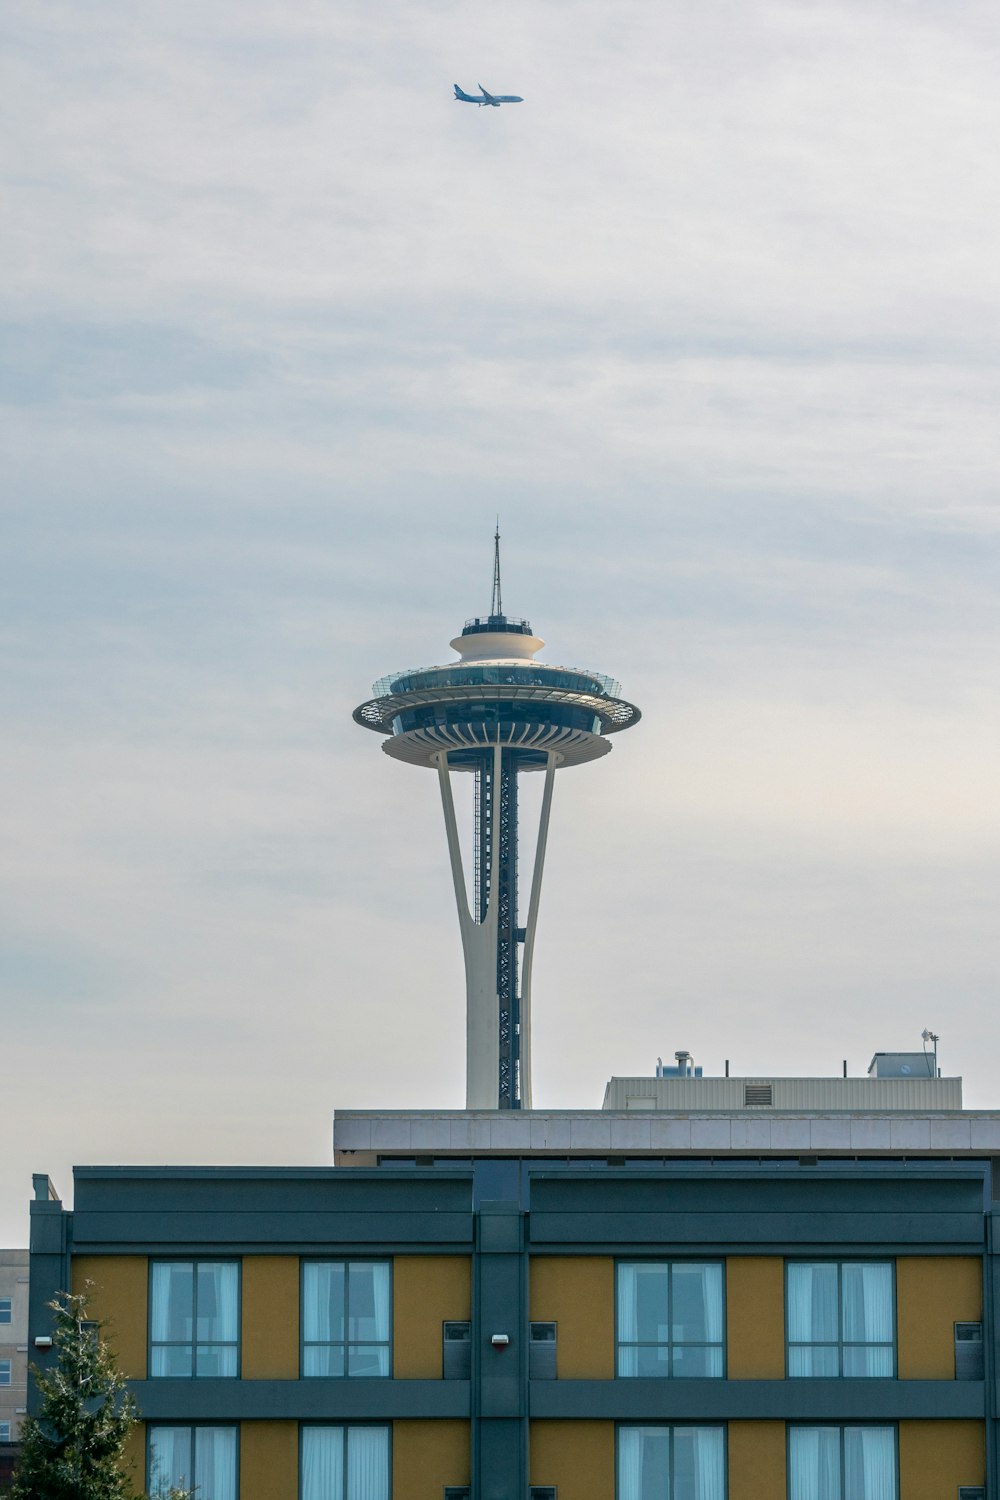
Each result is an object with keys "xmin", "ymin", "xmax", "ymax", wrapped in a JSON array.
[{"xmin": 0, "ymin": 1247, "xmax": 29, "ymax": 1481}]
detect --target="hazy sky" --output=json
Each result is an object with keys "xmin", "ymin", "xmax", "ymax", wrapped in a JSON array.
[{"xmin": 3, "ymin": 0, "xmax": 999, "ymax": 1243}]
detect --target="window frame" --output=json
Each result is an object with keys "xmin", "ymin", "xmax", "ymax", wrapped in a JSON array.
[
  {"xmin": 786, "ymin": 1422, "xmax": 899, "ymax": 1500},
  {"xmin": 299, "ymin": 1259, "xmax": 393, "ymax": 1379},
  {"xmin": 614, "ymin": 1259, "xmax": 727, "ymax": 1379},
  {"xmin": 147, "ymin": 1259, "xmax": 242, "ymax": 1379},
  {"xmin": 784, "ymin": 1260, "xmax": 896, "ymax": 1379},
  {"xmin": 615, "ymin": 1422, "xmax": 728, "ymax": 1499},
  {"xmin": 146, "ymin": 1421, "xmax": 240, "ymax": 1499},
  {"xmin": 0, "ymin": 1360, "xmax": 10, "ymax": 1387},
  {"xmin": 0, "ymin": 1298, "xmax": 11, "ymax": 1324},
  {"xmin": 298, "ymin": 1422, "xmax": 392, "ymax": 1500},
  {"xmin": 0, "ymin": 1421, "xmax": 10, "ymax": 1442}
]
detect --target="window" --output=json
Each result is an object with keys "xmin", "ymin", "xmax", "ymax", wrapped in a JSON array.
[
  {"xmin": 788, "ymin": 1426, "xmax": 896, "ymax": 1500},
  {"xmin": 442, "ymin": 1321, "xmax": 471, "ymax": 1380},
  {"xmin": 148, "ymin": 1425, "xmax": 237, "ymax": 1500},
  {"xmin": 302, "ymin": 1262, "xmax": 390, "ymax": 1377},
  {"xmin": 786, "ymin": 1263, "xmax": 894, "ymax": 1377},
  {"xmin": 150, "ymin": 1262, "xmax": 239, "ymax": 1377},
  {"xmin": 0, "ymin": 1421, "xmax": 10, "ymax": 1441},
  {"xmin": 529, "ymin": 1322, "xmax": 557, "ymax": 1380},
  {"xmin": 300, "ymin": 1426, "xmax": 389, "ymax": 1500},
  {"xmin": 618, "ymin": 1425, "xmax": 725, "ymax": 1500},
  {"xmin": 617, "ymin": 1263, "xmax": 724, "ymax": 1376},
  {"xmin": 0, "ymin": 1361, "xmax": 10, "ymax": 1386},
  {"xmin": 0, "ymin": 1298, "xmax": 11, "ymax": 1324}
]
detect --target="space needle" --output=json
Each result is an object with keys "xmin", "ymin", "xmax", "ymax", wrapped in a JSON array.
[{"xmin": 353, "ymin": 535, "xmax": 641, "ymax": 1109}]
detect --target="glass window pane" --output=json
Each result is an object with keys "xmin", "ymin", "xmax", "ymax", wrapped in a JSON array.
[
  {"xmin": 194, "ymin": 1427, "xmax": 237, "ymax": 1500},
  {"xmin": 788, "ymin": 1264, "xmax": 839, "ymax": 1344},
  {"xmin": 672, "ymin": 1265, "xmax": 723, "ymax": 1346},
  {"xmin": 672, "ymin": 1345, "xmax": 723, "ymax": 1378},
  {"xmin": 789, "ymin": 1428, "xmax": 841, "ymax": 1500},
  {"xmin": 304, "ymin": 1344, "xmax": 346, "ymax": 1377},
  {"xmin": 623, "ymin": 1344, "xmax": 671, "ymax": 1377},
  {"xmin": 843, "ymin": 1345, "xmax": 893, "ymax": 1378},
  {"xmin": 151, "ymin": 1264, "xmax": 194, "ymax": 1344},
  {"xmin": 302, "ymin": 1428, "xmax": 345, "ymax": 1500},
  {"xmin": 348, "ymin": 1263, "xmax": 390, "ymax": 1343},
  {"xmin": 843, "ymin": 1427, "xmax": 896, "ymax": 1500},
  {"xmin": 841, "ymin": 1265, "xmax": 892, "ymax": 1345},
  {"xmin": 304, "ymin": 1263, "xmax": 346, "ymax": 1344},
  {"xmin": 150, "ymin": 1345, "xmax": 193, "ymax": 1378},
  {"xmin": 348, "ymin": 1344, "xmax": 390, "ymax": 1377},
  {"xmin": 196, "ymin": 1264, "xmax": 238, "ymax": 1343},
  {"xmin": 347, "ymin": 1426, "xmax": 389, "ymax": 1500},
  {"xmin": 149, "ymin": 1427, "xmax": 192, "ymax": 1495},
  {"xmin": 196, "ymin": 1344, "xmax": 238, "ymax": 1378},
  {"xmin": 672, "ymin": 1427, "xmax": 724, "ymax": 1500},
  {"xmin": 788, "ymin": 1345, "xmax": 839, "ymax": 1378},
  {"xmin": 633, "ymin": 1265, "xmax": 670, "ymax": 1344},
  {"xmin": 618, "ymin": 1427, "xmax": 670, "ymax": 1500}
]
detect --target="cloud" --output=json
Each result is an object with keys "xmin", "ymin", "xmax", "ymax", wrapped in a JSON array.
[{"xmin": 2, "ymin": 0, "xmax": 1000, "ymax": 1241}]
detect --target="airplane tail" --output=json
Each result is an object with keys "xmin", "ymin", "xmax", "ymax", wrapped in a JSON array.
[{"xmin": 454, "ymin": 84, "xmax": 472, "ymax": 100}]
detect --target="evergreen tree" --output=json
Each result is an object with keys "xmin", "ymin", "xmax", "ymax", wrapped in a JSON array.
[{"xmin": 12, "ymin": 1287, "xmax": 191, "ymax": 1500}]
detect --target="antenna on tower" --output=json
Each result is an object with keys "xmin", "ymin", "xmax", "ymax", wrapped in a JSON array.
[{"xmin": 491, "ymin": 520, "xmax": 503, "ymax": 619}]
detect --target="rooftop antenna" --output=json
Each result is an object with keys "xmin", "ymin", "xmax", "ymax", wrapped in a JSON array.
[
  {"xmin": 921, "ymin": 1028, "xmax": 940, "ymax": 1078},
  {"xmin": 491, "ymin": 521, "xmax": 503, "ymax": 619}
]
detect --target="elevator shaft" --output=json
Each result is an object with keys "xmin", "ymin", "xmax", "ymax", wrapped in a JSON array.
[{"xmin": 475, "ymin": 749, "xmax": 521, "ymax": 1107}]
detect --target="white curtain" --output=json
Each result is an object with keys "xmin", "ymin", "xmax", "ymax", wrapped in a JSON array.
[
  {"xmin": 618, "ymin": 1426, "xmax": 670, "ymax": 1500},
  {"xmin": 789, "ymin": 1427, "xmax": 840, "ymax": 1500},
  {"xmin": 370, "ymin": 1265, "xmax": 390, "ymax": 1344},
  {"xmin": 787, "ymin": 1265, "xmax": 839, "ymax": 1376},
  {"xmin": 347, "ymin": 1263, "xmax": 391, "ymax": 1341},
  {"xmin": 196, "ymin": 1264, "xmax": 239, "ymax": 1342},
  {"xmin": 617, "ymin": 1427, "xmax": 645, "ymax": 1500},
  {"xmin": 303, "ymin": 1264, "xmax": 346, "ymax": 1376},
  {"xmin": 150, "ymin": 1264, "xmax": 193, "ymax": 1344},
  {"xmin": 148, "ymin": 1427, "xmax": 191, "ymax": 1495},
  {"xmin": 841, "ymin": 1266, "xmax": 893, "ymax": 1376},
  {"xmin": 347, "ymin": 1427, "xmax": 389, "ymax": 1500},
  {"xmin": 194, "ymin": 1427, "xmax": 237, "ymax": 1500},
  {"xmin": 844, "ymin": 1427, "xmax": 896, "ymax": 1500},
  {"xmin": 617, "ymin": 1264, "xmax": 639, "ymax": 1376},
  {"xmin": 693, "ymin": 1427, "xmax": 725, "ymax": 1500},
  {"xmin": 347, "ymin": 1264, "xmax": 390, "ymax": 1375},
  {"xmin": 302, "ymin": 1427, "xmax": 345, "ymax": 1500},
  {"xmin": 304, "ymin": 1263, "xmax": 346, "ymax": 1342},
  {"xmin": 671, "ymin": 1266, "xmax": 723, "ymax": 1345}
]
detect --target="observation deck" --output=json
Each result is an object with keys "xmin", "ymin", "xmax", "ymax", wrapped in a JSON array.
[{"xmin": 353, "ymin": 614, "xmax": 640, "ymax": 770}]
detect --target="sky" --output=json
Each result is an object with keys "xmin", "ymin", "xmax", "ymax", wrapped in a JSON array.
[{"xmin": 2, "ymin": 0, "xmax": 999, "ymax": 1244}]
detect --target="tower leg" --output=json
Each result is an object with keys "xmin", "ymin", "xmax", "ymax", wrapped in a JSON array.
[
  {"xmin": 435, "ymin": 744, "xmax": 557, "ymax": 1111},
  {"xmin": 518, "ymin": 750, "xmax": 559, "ymax": 1110},
  {"xmin": 435, "ymin": 750, "xmax": 501, "ymax": 1110}
]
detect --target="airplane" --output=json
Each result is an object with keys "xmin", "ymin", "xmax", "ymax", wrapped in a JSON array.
[{"xmin": 453, "ymin": 83, "xmax": 523, "ymax": 107}]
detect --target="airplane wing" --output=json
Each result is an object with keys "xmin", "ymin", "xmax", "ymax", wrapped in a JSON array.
[{"xmin": 478, "ymin": 84, "xmax": 497, "ymax": 102}]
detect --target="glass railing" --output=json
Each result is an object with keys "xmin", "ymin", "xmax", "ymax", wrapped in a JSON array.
[
  {"xmin": 461, "ymin": 615, "xmax": 533, "ymax": 636},
  {"xmin": 372, "ymin": 663, "xmax": 622, "ymax": 700}
]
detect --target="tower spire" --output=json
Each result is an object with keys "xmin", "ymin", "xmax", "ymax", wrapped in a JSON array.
[{"xmin": 491, "ymin": 522, "xmax": 503, "ymax": 619}]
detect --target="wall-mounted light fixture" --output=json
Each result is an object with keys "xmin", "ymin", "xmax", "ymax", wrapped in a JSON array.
[
  {"xmin": 34, "ymin": 1335, "xmax": 53, "ymax": 1349},
  {"xmin": 490, "ymin": 1333, "xmax": 510, "ymax": 1348}
]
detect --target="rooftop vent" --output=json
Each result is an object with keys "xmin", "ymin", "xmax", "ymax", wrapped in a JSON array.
[{"xmin": 744, "ymin": 1083, "xmax": 774, "ymax": 1107}]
